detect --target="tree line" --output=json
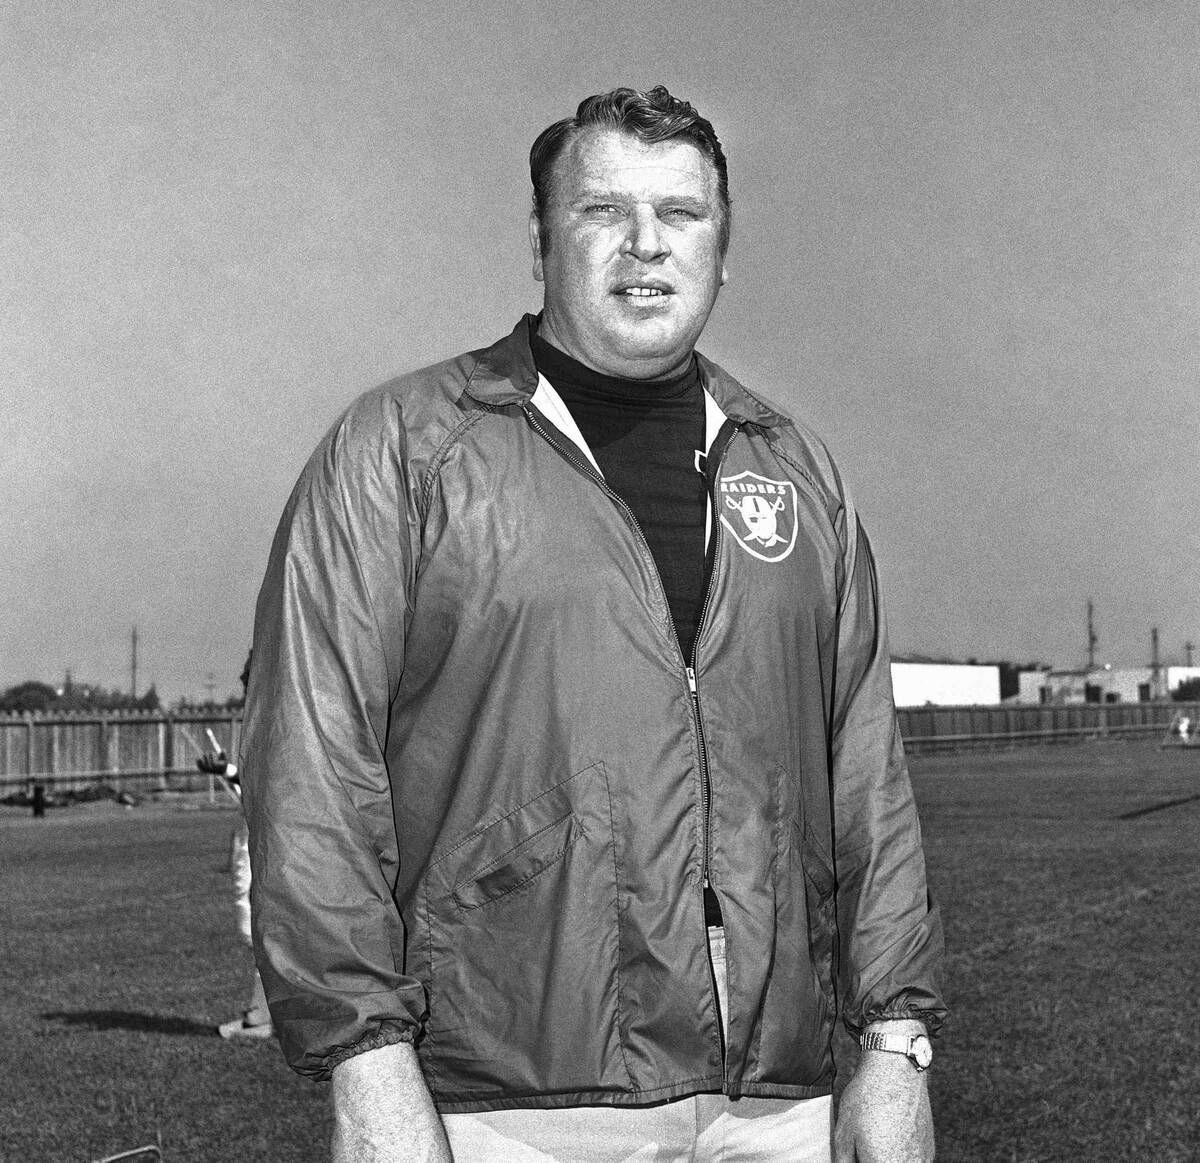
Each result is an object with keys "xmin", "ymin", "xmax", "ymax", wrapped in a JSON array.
[{"xmin": 0, "ymin": 678, "xmax": 161, "ymax": 714}]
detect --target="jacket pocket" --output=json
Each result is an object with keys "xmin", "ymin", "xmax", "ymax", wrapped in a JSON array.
[
  {"xmin": 451, "ymin": 810, "xmax": 583, "ymax": 911},
  {"xmin": 745, "ymin": 797, "xmax": 838, "ymax": 1086},
  {"xmin": 792, "ymin": 814, "xmax": 836, "ymax": 1008},
  {"xmin": 795, "ymin": 814, "xmax": 835, "ymax": 902},
  {"xmin": 419, "ymin": 761, "xmax": 631, "ymax": 1102}
]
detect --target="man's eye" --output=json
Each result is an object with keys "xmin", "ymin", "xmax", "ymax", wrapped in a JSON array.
[
  {"xmin": 586, "ymin": 204, "xmax": 620, "ymax": 214},
  {"xmin": 664, "ymin": 207, "xmax": 697, "ymax": 221}
]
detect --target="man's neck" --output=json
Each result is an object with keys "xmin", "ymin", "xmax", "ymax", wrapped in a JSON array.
[
  {"xmin": 531, "ymin": 330, "xmax": 697, "ymax": 401},
  {"xmin": 535, "ymin": 316, "xmax": 695, "ymax": 383}
]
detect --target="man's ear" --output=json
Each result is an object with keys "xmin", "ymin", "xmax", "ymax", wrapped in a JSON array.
[{"xmin": 529, "ymin": 212, "xmax": 545, "ymax": 282}]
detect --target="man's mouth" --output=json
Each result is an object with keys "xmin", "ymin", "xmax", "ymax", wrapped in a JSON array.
[{"xmin": 615, "ymin": 285, "xmax": 671, "ymax": 298}]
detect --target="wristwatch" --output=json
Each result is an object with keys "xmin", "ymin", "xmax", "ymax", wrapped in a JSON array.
[{"xmin": 859, "ymin": 1031, "xmax": 933, "ymax": 1071}]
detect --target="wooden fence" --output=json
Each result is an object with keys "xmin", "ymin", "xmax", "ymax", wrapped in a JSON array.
[
  {"xmin": 2, "ymin": 700, "xmax": 1196, "ymax": 793},
  {"xmin": 896, "ymin": 700, "xmax": 1198, "ymax": 753},
  {"xmin": 0, "ymin": 710, "xmax": 243, "ymax": 794}
]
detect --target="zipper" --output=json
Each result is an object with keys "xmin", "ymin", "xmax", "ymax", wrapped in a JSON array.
[
  {"xmin": 690, "ymin": 423, "xmax": 735, "ymax": 904},
  {"xmin": 686, "ymin": 665, "xmax": 712, "ymax": 891},
  {"xmin": 523, "ymin": 401, "xmax": 738, "ymax": 1064},
  {"xmin": 522, "ymin": 401, "xmax": 737, "ymax": 884},
  {"xmin": 689, "ymin": 425, "xmax": 736, "ymax": 1073}
]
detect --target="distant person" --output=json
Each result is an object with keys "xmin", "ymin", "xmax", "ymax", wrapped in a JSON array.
[
  {"xmin": 197, "ymin": 652, "xmax": 270, "ymax": 1043},
  {"xmin": 30, "ymin": 781, "xmax": 46, "ymax": 819},
  {"xmin": 243, "ymin": 85, "xmax": 944, "ymax": 1162}
]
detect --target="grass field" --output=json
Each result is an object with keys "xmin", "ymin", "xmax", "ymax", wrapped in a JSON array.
[
  {"xmin": 913, "ymin": 741, "xmax": 1200, "ymax": 1161},
  {"xmin": 3, "ymin": 739, "xmax": 1198, "ymax": 1161}
]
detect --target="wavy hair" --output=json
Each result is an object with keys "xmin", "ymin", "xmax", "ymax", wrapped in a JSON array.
[{"xmin": 530, "ymin": 85, "xmax": 731, "ymax": 257}]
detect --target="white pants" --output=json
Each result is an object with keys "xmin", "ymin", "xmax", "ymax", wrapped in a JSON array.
[
  {"xmin": 442, "ymin": 929, "xmax": 833, "ymax": 1163},
  {"xmin": 232, "ymin": 823, "xmax": 271, "ymax": 1027}
]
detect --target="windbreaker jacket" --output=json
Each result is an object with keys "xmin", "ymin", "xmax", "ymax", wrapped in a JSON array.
[{"xmin": 241, "ymin": 315, "xmax": 945, "ymax": 1111}]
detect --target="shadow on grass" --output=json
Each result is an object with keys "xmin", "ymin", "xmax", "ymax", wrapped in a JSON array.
[
  {"xmin": 41, "ymin": 1009, "xmax": 217, "ymax": 1036},
  {"xmin": 1116, "ymin": 793, "xmax": 1200, "ymax": 820}
]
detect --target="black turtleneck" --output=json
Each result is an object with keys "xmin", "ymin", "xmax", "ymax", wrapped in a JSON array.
[{"xmin": 531, "ymin": 332, "xmax": 708, "ymax": 662}]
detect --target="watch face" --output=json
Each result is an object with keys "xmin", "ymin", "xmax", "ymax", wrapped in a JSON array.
[{"xmin": 912, "ymin": 1035, "xmax": 934, "ymax": 1069}]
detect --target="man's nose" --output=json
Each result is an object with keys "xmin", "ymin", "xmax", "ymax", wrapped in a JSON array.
[{"xmin": 623, "ymin": 208, "xmax": 670, "ymax": 262}]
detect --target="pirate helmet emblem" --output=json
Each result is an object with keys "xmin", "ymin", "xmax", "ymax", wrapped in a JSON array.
[{"xmin": 718, "ymin": 471, "xmax": 798, "ymax": 563}]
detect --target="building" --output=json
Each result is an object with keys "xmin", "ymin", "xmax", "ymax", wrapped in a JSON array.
[
  {"xmin": 890, "ymin": 661, "xmax": 1001, "ymax": 707},
  {"xmin": 1016, "ymin": 666, "xmax": 1200, "ymax": 705}
]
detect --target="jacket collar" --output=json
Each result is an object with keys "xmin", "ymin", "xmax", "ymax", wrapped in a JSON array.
[
  {"xmin": 462, "ymin": 315, "xmax": 543, "ymax": 406},
  {"xmin": 464, "ymin": 314, "xmax": 790, "ymax": 430},
  {"xmin": 694, "ymin": 352, "xmax": 790, "ymax": 429}
]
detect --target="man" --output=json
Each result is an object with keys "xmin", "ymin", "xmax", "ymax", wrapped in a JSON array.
[
  {"xmin": 242, "ymin": 86, "xmax": 945, "ymax": 1162},
  {"xmin": 196, "ymin": 654, "xmax": 272, "ymax": 1042}
]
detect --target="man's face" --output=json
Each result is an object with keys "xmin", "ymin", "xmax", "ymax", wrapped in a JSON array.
[{"xmin": 531, "ymin": 128, "xmax": 728, "ymax": 380}]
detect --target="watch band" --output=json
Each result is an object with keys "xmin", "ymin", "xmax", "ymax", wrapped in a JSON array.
[{"xmin": 859, "ymin": 1031, "xmax": 933, "ymax": 1070}]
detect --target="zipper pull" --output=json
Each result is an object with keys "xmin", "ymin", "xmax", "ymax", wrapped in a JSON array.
[{"xmin": 686, "ymin": 666, "xmax": 698, "ymax": 694}]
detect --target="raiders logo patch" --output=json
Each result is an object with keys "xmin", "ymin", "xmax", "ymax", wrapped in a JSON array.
[{"xmin": 718, "ymin": 470, "xmax": 798, "ymax": 563}]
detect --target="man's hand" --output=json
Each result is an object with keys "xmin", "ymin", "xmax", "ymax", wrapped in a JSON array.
[
  {"xmin": 196, "ymin": 750, "xmax": 229, "ymax": 775},
  {"xmin": 331, "ymin": 1041, "xmax": 452, "ymax": 1163},
  {"xmin": 833, "ymin": 1021, "xmax": 934, "ymax": 1163}
]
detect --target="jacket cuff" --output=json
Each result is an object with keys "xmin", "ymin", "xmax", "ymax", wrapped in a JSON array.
[
  {"xmin": 325, "ymin": 1023, "xmax": 417, "ymax": 1076},
  {"xmin": 847, "ymin": 1005, "xmax": 947, "ymax": 1039}
]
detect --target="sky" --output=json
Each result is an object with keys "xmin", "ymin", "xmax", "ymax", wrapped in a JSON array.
[{"xmin": 4, "ymin": 1, "xmax": 1199, "ymax": 703}]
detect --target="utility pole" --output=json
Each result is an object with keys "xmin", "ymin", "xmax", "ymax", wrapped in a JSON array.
[
  {"xmin": 130, "ymin": 625, "xmax": 138, "ymax": 698},
  {"xmin": 1151, "ymin": 626, "xmax": 1161, "ymax": 699},
  {"xmin": 1086, "ymin": 600, "xmax": 1098, "ymax": 669}
]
